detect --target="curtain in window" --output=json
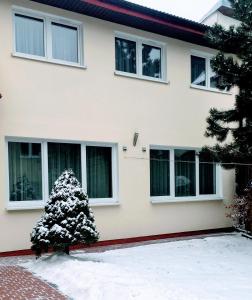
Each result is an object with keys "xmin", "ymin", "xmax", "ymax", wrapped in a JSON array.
[
  {"xmin": 115, "ymin": 37, "xmax": 136, "ymax": 74},
  {"xmin": 86, "ymin": 146, "xmax": 112, "ymax": 199},
  {"xmin": 48, "ymin": 143, "xmax": 81, "ymax": 192},
  {"xmin": 199, "ymin": 154, "xmax": 216, "ymax": 195},
  {"xmin": 142, "ymin": 44, "xmax": 161, "ymax": 78},
  {"xmin": 150, "ymin": 149, "xmax": 170, "ymax": 196},
  {"xmin": 191, "ymin": 55, "xmax": 206, "ymax": 86},
  {"xmin": 8, "ymin": 142, "xmax": 42, "ymax": 201},
  {"xmin": 52, "ymin": 22, "xmax": 78, "ymax": 63},
  {"xmin": 175, "ymin": 150, "xmax": 196, "ymax": 197},
  {"xmin": 15, "ymin": 14, "xmax": 44, "ymax": 57}
]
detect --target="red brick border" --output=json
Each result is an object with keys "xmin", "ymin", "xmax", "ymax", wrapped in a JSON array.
[{"xmin": 0, "ymin": 227, "xmax": 233, "ymax": 258}]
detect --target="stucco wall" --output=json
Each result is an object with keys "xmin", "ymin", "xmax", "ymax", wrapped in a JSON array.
[{"xmin": 0, "ymin": 0, "xmax": 235, "ymax": 252}]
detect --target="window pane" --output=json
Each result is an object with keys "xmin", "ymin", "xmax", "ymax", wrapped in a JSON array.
[
  {"xmin": 115, "ymin": 37, "xmax": 136, "ymax": 74},
  {"xmin": 8, "ymin": 142, "xmax": 42, "ymax": 201},
  {"xmin": 199, "ymin": 154, "xmax": 216, "ymax": 195},
  {"xmin": 191, "ymin": 56, "xmax": 206, "ymax": 86},
  {"xmin": 52, "ymin": 22, "xmax": 78, "ymax": 63},
  {"xmin": 48, "ymin": 143, "xmax": 81, "ymax": 192},
  {"xmin": 20, "ymin": 142, "xmax": 29, "ymax": 156},
  {"xmin": 15, "ymin": 14, "xmax": 44, "ymax": 57},
  {"xmin": 150, "ymin": 149, "xmax": 170, "ymax": 196},
  {"xmin": 142, "ymin": 44, "xmax": 161, "ymax": 78},
  {"xmin": 32, "ymin": 143, "xmax": 41, "ymax": 156},
  {"xmin": 86, "ymin": 146, "xmax": 112, "ymax": 199},
  {"xmin": 175, "ymin": 150, "xmax": 196, "ymax": 197}
]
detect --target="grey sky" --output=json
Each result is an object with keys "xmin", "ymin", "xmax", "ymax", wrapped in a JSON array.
[{"xmin": 128, "ymin": 0, "xmax": 219, "ymax": 22}]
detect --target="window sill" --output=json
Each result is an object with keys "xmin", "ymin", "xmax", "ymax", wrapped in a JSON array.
[
  {"xmin": 190, "ymin": 84, "xmax": 232, "ymax": 95},
  {"xmin": 6, "ymin": 201, "xmax": 45, "ymax": 211},
  {"xmin": 151, "ymin": 196, "xmax": 223, "ymax": 204},
  {"xmin": 12, "ymin": 52, "xmax": 87, "ymax": 70},
  {"xmin": 114, "ymin": 70, "xmax": 169, "ymax": 84},
  {"xmin": 89, "ymin": 199, "xmax": 120, "ymax": 207},
  {"xmin": 6, "ymin": 199, "xmax": 120, "ymax": 210}
]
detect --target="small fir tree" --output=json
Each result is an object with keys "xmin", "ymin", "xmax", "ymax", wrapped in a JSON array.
[
  {"xmin": 31, "ymin": 170, "xmax": 99, "ymax": 257},
  {"xmin": 203, "ymin": 0, "xmax": 252, "ymax": 195}
]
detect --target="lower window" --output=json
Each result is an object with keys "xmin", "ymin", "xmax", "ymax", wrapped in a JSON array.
[
  {"xmin": 175, "ymin": 150, "xmax": 196, "ymax": 197},
  {"xmin": 48, "ymin": 142, "xmax": 82, "ymax": 192},
  {"xmin": 8, "ymin": 142, "xmax": 43, "ymax": 201},
  {"xmin": 199, "ymin": 153, "xmax": 216, "ymax": 195},
  {"xmin": 7, "ymin": 140, "xmax": 117, "ymax": 206},
  {"xmin": 150, "ymin": 149, "xmax": 170, "ymax": 197},
  {"xmin": 150, "ymin": 147, "xmax": 220, "ymax": 200},
  {"xmin": 86, "ymin": 146, "xmax": 112, "ymax": 199}
]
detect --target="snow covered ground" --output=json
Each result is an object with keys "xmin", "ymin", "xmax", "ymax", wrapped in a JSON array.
[{"xmin": 24, "ymin": 234, "xmax": 252, "ymax": 300}]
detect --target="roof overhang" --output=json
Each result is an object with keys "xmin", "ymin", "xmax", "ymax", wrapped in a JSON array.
[
  {"xmin": 30, "ymin": 0, "xmax": 210, "ymax": 47},
  {"xmin": 200, "ymin": 0, "xmax": 234, "ymax": 23}
]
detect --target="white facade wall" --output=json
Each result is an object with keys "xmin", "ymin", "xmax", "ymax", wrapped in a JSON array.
[{"xmin": 0, "ymin": 0, "xmax": 235, "ymax": 252}]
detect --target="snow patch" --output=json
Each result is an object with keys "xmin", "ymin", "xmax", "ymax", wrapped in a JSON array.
[{"xmin": 24, "ymin": 234, "xmax": 252, "ymax": 300}]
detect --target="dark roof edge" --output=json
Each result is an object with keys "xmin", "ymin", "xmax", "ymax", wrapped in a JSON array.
[
  {"xmin": 30, "ymin": 0, "xmax": 212, "ymax": 48},
  {"xmin": 104, "ymin": 0, "xmax": 208, "ymax": 31}
]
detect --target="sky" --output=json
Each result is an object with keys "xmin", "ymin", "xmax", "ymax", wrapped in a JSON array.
[{"xmin": 128, "ymin": 0, "xmax": 219, "ymax": 22}]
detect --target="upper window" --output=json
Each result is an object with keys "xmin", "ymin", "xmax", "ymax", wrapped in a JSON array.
[
  {"xmin": 142, "ymin": 44, "xmax": 162, "ymax": 78},
  {"xmin": 13, "ymin": 9, "xmax": 83, "ymax": 66},
  {"xmin": 150, "ymin": 147, "xmax": 220, "ymax": 201},
  {"xmin": 191, "ymin": 53, "xmax": 220, "ymax": 90},
  {"xmin": 15, "ymin": 14, "xmax": 45, "ymax": 57},
  {"xmin": 115, "ymin": 33, "xmax": 166, "ymax": 81},
  {"xmin": 115, "ymin": 37, "xmax": 136, "ymax": 74},
  {"xmin": 51, "ymin": 22, "xmax": 79, "ymax": 63},
  {"xmin": 7, "ymin": 140, "xmax": 117, "ymax": 208}
]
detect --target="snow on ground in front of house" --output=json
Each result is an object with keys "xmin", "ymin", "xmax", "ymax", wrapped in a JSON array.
[{"xmin": 23, "ymin": 234, "xmax": 252, "ymax": 300}]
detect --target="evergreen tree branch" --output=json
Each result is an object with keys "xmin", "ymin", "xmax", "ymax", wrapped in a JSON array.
[
  {"xmin": 205, "ymin": 108, "xmax": 238, "ymax": 142},
  {"xmin": 204, "ymin": 0, "xmax": 252, "ymax": 193},
  {"xmin": 210, "ymin": 53, "xmax": 240, "ymax": 90},
  {"xmin": 230, "ymin": 0, "xmax": 252, "ymax": 26}
]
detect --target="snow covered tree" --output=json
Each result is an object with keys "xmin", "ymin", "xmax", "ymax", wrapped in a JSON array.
[
  {"xmin": 203, "ymin": 0, "xmax": 252, "ymax": 195},
  {"xmin": 31, "ymin": 170, "xmax": 99, "ymax": 257}
]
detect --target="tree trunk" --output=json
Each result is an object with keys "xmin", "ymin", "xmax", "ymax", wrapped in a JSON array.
[{"xmin": 64, "ymin": 244, "xmax": 70, "ymax": 255}]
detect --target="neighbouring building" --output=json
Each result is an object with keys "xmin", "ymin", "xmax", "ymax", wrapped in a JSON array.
[
  {"xmin": 0, "ymin": 0, "xmax": 238, "ymax": 253},
  {"xmin": 201, "ymin": 0, "xmax": 240, "ymax": 28}
]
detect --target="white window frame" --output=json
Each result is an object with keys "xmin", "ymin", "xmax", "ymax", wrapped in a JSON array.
[
  {"xmin": 190, "ymin": 50, "xmax": 231, "ymax": 94},
  {"xmin": 12, "ymin": 6, "xmax": 85, "ymax": 68},
  {"xmin": 114, "ymin": 31, "xmax": 168, "ymax": 83},
  {"xmin": 150, "ymin": 145, "xmax": 223, "ymax": 204},
  {"xmin": 5, "ymin": 137, "xmax": 118, "ymax": 210},
  {"xmin": 190, "ymin": 50, "xmax": 214, "ymax": 91},
  {"xmin": 190, "ymin": 50, "xmax": 232, "ymax": 95}
]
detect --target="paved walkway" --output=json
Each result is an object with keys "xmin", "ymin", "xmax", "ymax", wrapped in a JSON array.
[{"xmin": 0, "ymin": 265, "xmax": 67, "ymax": 300}]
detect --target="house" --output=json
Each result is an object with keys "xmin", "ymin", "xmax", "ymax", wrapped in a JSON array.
[
  {"xmin": 0, "ymin": 0, "xmax": 238, "ymax": 254},
  {"xmin": 201, "ymin": 0, "xmax": 240, "ymax": 28}
]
